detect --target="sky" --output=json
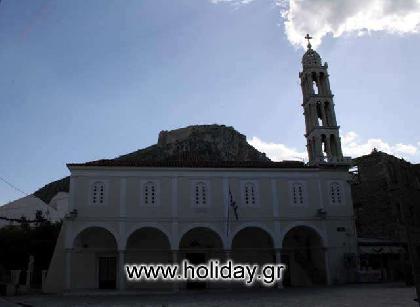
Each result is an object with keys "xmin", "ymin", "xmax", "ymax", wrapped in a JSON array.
[{"xmin": 1, "ymin": 0, "xmax": 420, "ymax": 204}]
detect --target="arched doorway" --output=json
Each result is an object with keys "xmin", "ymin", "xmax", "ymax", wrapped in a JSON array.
[
  {"xmin": 282, "ymin": 226, "xmax": 326, "ymax": 287},
  {"xmin": 231, "ymin": 227, "xmax": 276, "ymax": 287},
  {"xmin": 73, "ymin": 227, "xmax": 118, "ymax": 289},
  {"xmin": 231, "ymin": 227, "xmax": 275, "ymax": 264},
  {"xmin": 125, "ymin": 227, "xmax": 171, "ymax": 289},
  {"xmin": 179, "ymin": 227, "xmax": 224, "ymax": 289}
]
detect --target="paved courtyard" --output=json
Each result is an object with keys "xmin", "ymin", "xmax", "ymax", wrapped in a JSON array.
[{"xmin": 1, "ymin": 283, "xmax": 418, "ymax": 307}]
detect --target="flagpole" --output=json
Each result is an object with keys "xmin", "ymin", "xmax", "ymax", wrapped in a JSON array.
[{"xmin": 226, "ymin": 187, "xmax": 230, "ymax": 238}]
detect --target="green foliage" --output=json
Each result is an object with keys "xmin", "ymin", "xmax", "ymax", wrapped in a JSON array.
[
  {"xmin": 0, "ymin": 221, "xmax": 62, "ymax": 271},
  {"xmin": 34, "ymin": 210, "xmax": 47, "ymax": 227}
]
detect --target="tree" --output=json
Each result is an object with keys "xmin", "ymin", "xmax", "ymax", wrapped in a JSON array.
[{"xmin": 34, "ymin": 210, "xmax": 47, "ymax": 227}]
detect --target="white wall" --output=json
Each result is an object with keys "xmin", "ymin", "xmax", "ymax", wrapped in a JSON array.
[
  {"xmin": 0, "ymin": 193, "xmax": 69, "ymax": 228},
  {"xmin": 44, "ymin": 166, "xmax": 358, "ymax": 292}
]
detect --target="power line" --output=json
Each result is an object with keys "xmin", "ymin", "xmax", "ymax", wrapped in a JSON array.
[{"xmin": 0, "ymin": 175, "xmax": 28, "ymax": 196}]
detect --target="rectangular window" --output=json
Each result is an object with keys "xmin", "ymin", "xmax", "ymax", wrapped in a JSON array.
[
  {"xmin": 190, "ymin": 180, "xmax": 211, "ymax": 208},
  {"xmin": 140, "ymin": 180, "xmax": 160, "ymax": 207},
  {"xmin": 289, "ymin": 181, "xmax": 306, "ymax": 206},
  {"xmin": 194, "ymin": 182, "xmax": 207, "ymax": 207},
  {"xmin": 329, "ymin": 181, "xmax": 344, "ymax": 205},
  {"xmin": 244, "ymin": 182, "xmax": 257, "ymax": 206},
  {"xmin": 90, "ymin": 180, "xmax": 107, "ymax": 206}
]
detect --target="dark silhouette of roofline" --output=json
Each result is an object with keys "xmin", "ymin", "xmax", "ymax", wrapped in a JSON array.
[{"xmin": 67, "ymin": 159, "xmax": 310, "ymax": 169}]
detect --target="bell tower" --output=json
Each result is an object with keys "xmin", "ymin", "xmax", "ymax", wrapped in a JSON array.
[{"xmin": 300, "ymin": 34, "xmax": 351, "ymax": 166}]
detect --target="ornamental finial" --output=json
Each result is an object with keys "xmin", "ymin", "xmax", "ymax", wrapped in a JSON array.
[{"xmin": 305, "ymin": 33, "xmax": 312, "ymax": 50}]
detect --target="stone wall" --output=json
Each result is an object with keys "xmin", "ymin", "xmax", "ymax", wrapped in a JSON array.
[
  {"xmin": 352, "ymin": 150, "xmax": 420, "ymax": 285},
  {"xmin": 352, "ymin": 149, "xmax": 420, "ymax": 242}
]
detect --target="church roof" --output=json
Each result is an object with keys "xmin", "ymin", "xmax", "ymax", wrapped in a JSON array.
[{"xmin": 67, "ymin": 159, "xmax": 310, "ymax": 169}]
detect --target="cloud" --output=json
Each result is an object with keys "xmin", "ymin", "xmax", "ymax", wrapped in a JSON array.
[
  {"xmin": 280, "ymin": 0, "xmax": 420, "ymax": 48},
  {"xmin": 210, "ymin": 0, "xmax": 255, "ymax": 5},
  {"xmin": 394, "ymin": 143, "xmax": 418, "ymax": 155},
  {"xmin": 211, "ymin": 0, "xmax": 420, "ymax": 48},
  {"xmin": 248, "ymin": 136, "xmax": 307, "ymax": 162},
  {"xmin": 249, "ymin": 131, "xmax": 419, "ymax": 162},
  {"xmin": 341, "ymin": 131, "xmax": 418, "ymax": 159}
]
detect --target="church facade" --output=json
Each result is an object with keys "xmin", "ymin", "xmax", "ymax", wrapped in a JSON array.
[{"xmin": 44, "ymin": 42, "xmax": 358, "ymax": 293}]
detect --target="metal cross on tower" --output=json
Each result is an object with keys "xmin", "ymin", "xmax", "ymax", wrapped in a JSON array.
[{"xmin": 305, "ymin": 33, "xmax": 312, "ymax": 49}]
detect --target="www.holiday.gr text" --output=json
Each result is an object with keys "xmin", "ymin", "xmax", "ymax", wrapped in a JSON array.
[{"xmin": 125, "ymin": 260, "xmax": 286, "ymax": 286}]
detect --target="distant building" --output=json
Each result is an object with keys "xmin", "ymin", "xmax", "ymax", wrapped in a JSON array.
[
  {"xmin": 43, "ymin": 41, "xmax": 359, "ymax": 293},
  {"xmin": 0, "ymin": 193, "xmax": 68, "ymax": 228},
  {"xmin": 352, "ymin": 150, "xmax": 420, "ymax": 283}
]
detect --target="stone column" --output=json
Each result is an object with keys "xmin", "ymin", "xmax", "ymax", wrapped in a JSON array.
[
  {"xmin": 118, "ymin": 250, "xmax": 126, "ymax": 291},
  {"xmin": 225, "ymin": 250, "xmax": 231, "ymax": 262},
  {"xmin": 320, "ymin": 102, "xmax": 327, "ymax": 126},
  {"xmin": 325, "ymin": 136, "xmax": 332, "ymax": 160},
  {"xmin": 306, "ymin": 141, "xmax": 313, "ymax": 162},
  {"xmin": 325, "ymin": 75, "xmax": 332, "ymax": 95},
  {"xmin": 323, "ymin": 247, "xmax": 332, "ymax": 285},
  {"xmin": 301, "ymin": 79, "xmax": 307, "ymax": 98},
  {"xmin": 275, "ymin": 249, "xmax": 284, "ymax": 288},
  {"xmin": 337, "ymin": 136, "xmax": 343, "ymax": 157},
  {"xmin": 309, "ymin": 104, "xmax": 317, "ymax": 130},
  {"xmin": 319, "ymin": 73, "xmax": 325, "ymax": 96},
  {"xmin": 119, "ymin": 178, "xmax": 127, "ymax": 218},
  {"xmin": 307, "ymin": 75, "xmax": 312, "ymax": 96},
  {"xmin": 330, "ymin": 103, "xmax": 337, "ymax": 126},
  {"xmin": 309, "ymin": 103, "xmax": 316, "ymax": 130},
  {"xmin": 314, "ymin": 138, "xmax": 323, "ymax": 162},
  {"xmin": 65, "ymin": 248, "xmax": 72, "ymax": 291},
  {"xmin": 225, "ymin": 250, "xmax": 233, "ymax": 290},
  {"xmin": 311, "ymin": 103, "xmax": 318, "ymax": 127},
  {"xmin": 307, "ymin": 73, "xmax": 314, "ymax": 95},
  {"xmin": 304, "ymin": 105, "xmax": 309, "ymax": 132},
  {"xmin": 172, "ymin": 250, "xmax": 180, "ymax": 292}
]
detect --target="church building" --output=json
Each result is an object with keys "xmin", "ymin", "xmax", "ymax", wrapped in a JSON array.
[{"xmin": 44, "ymin": 39, "xmax": 358, "ymax": 293}]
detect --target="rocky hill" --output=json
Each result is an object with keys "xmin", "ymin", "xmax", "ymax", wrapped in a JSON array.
[
  {"xmin": 117, "ymin": 125, "xmax": 269, "ymax": 162},
  {"xmin": 34, "ymin": 125, "xmax": 269, "ymax": 203}
]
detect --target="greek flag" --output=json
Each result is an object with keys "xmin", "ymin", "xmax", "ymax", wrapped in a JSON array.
[
  {"xmin": 226, "ymin": 186, "xmax": 239, "ymax": 236},
  {"xmin": 229, "ymin": 188, "xmax": 239, "ymax": 221}
]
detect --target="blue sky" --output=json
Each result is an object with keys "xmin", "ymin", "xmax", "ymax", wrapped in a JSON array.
[{"xmin": 1, "ymin": 0, "xmax": 420, "ymax": 204}]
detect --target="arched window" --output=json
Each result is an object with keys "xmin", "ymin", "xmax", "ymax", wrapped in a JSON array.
[
  {"xmin": 244, "ymin": 182, "xmax": 256, "ymax": 206},
  {"xmin": 321, "ymin": 134, "xmax": 328, "ymax": 161},
  {"xmin": 313, "ymin": 81, "xmax": 319, "ymax": 95},
  {"xmin": 312, "ymin": 72, "xmax": 319, "ymax": 95},
  {"xmin": 194, "ymin": 182, "xmax": 207, "ymax": 207},
  {"xmin": 330, "ymin": 182, "xmax": 342, "ymax": 204},
  {"xmin": 316, "ymin": 102, "xmax": 323, "ymax": 126},
  {"xmin": 144, "ymin": 181, "xmax": 156, "ymax": 206},
  {"xmin": 292, "ymin": 183, "xmax": 304, "ymax": 205},
  {"xmin": 91, "ymin": 181, "xmax": 105, "ymax": 205}
]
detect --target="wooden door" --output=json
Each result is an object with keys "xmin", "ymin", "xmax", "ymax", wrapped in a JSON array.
[{"xmin": 98, "ymin": 256, "xmax": 116, "ymax": 289}]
